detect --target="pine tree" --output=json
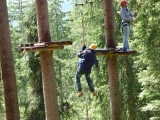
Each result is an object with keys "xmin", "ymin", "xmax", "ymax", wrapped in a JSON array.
[{"xmin": 0, "ymin": 0, "xmax": 20, "ymax": 119}]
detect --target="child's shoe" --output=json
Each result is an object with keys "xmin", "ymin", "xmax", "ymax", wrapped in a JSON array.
[
  {"xmin": 91, "ymin": 91, "xmax": 96, "ymax": 96},
  {"xmin": 77, "ymin": 91, "xmax": 83, "ymax": 97}
]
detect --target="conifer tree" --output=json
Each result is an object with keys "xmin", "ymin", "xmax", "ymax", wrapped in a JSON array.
[{"xmin": 0, "ymin": 0, "xmax": 20, "ymax": 119}]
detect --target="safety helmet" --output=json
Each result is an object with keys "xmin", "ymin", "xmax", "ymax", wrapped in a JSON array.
[
  {"xmin": 120, "ymin": 0, "xmax": 127, "ymax": 6},
  {"xmin": 89, "ymin": 44, "xmax": 97, "ymax": 50}
]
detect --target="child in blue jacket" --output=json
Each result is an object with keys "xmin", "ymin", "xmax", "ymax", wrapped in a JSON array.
[{"xmin": 76, "ymin": 44, "xmax": 98, "ymax": 97}]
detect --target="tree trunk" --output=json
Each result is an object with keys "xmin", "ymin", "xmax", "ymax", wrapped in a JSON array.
[
  {"xmin": 125, "ymin": 57, "xmax": 135, "ymax": 120},
  {"xmin": 103, "ymin": 0, "xmax": 121, "ymax": 119},
  {"xmin": 35, "ymin": 0, "xmax": 59, "ymax": 119},
  {"xmin": 107, "ymin": 57, "xmax": 121, "ymax": 120},
  {"xmin": 0, "ymin": 0, "xmax": 20, "ymax": 120}
]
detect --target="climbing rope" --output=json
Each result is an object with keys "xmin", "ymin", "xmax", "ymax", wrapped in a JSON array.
[
  {"xmin": 136, "ymin": 0, "xmax": 144, "ymax": 12},
  {"xmin": 133, "ymin": 0, "xmax": 144, "ymax": 25},
  {"xmin": 81, "ymin": 10, "xmax": 85, "ymax": 45},
  {"xmin": 19, "ymin": 0, "xmax": 26, "ymax": 53},
  {"xmin": 75, "ymin": 1, "xmax": 94, "ymax": 45},
  {"xmin": 75, "ymin": 3, "xmax": 85, "ymax": 45}
]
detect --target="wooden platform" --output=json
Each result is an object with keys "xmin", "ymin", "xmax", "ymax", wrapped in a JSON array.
[
  {"xmin": 96, "ymin": 47, "xmax": 135, "ymax": 57},
  {"xmin": 19, "ymin": 40, "xmax": 72, "ymax": 52}
]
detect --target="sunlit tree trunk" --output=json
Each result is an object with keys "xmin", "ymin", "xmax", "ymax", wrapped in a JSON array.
[
  {"xmin": 103, "ymin": 0, "xmax": 121, "ymax": 119},
  {"xmin": 0, "ymin": 0, "xmax": 20, "ymax": 119},
  {"xmin": 35, "ymin": 0, "xmax": 59, "ymax": 119}
]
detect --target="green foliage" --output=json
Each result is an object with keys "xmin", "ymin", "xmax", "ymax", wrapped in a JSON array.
[
  {"xmin": 3, "ymin": 0, "xmax": 160, "ymax": 119},
  {"xmin": 132, "ymin": 0, "xmax": 160, "ymax": 119},
  {"xmin": 0, "ymin": 79, "xmax": 5, "ymax": 119}
]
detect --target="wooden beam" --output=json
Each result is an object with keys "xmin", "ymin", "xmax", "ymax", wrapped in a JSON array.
[
  {"xmin": 34, "ymin": 41, "xmax": 72, "ymax": 47},
  {"xmin": 86, "ymin": 1, "xmax": 93, "ymax": 4},
  {"xmin": 19, "ymin": 43, "xmax": 34, "ymax": 47},
  {"xmin": 19, "ymin": 46, "xmax": 64, "ymax": 53},
  {"xmin": 96, "ymin": 48, "xmax": 136, "ymax": 56},
  {"xmin": 19, "ymin": 41, "xmax": 72, "ymax": 48},
  {"xmin": 75, "ymin": 3, "xmax": 84, "ymax": 6}
]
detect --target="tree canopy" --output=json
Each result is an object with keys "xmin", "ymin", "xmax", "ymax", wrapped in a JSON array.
[{"xmin": 0, "ymin": 0, "xmax": 160, "ymax": 119}]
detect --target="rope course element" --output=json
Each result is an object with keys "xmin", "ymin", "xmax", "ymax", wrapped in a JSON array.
[
  {"xmin": 136, "ymin": 0, "xmax": 144, "ymax": 12},
  {"xmin": 75, "ymin": 1, "xmax": 94, "ymax": 45},
  {"xmin": 133, "ymin": 0, "xmax": 144, "ymax": 25},
  {"xmin": 74, "ymin": 1, "xmax": 135, "ymax": 57},
  {"xmin": 75, "ymin": 3, "xmax": 85, "ymax": 45},
  {"xmin": 19, "ymin": 0, "xmax": 26, "ymax": 53},
  {"xmin": 19, "ymin": 41, "xmax": 72, "ymax": 52},
  {"xmin": 18, "ymin": 1, "xmax": 72, "ymax": 53},
  {"xmin": 96, "ymin": 47, "xmax": 135, "ymax": 57},
  {"xmin": 81, "ymin": 11, "xmax": 85, "ymax": 44}
]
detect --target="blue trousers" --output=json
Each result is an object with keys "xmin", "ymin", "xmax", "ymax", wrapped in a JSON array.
[
  {"xmin": 76, "ymin": 68, "xmax": 95, "ymax": 92},
  {"xmin": 122, "ymin": 24, "xmax": 131, "ymax": 51}
]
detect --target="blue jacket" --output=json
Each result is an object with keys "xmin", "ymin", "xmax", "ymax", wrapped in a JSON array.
[
  {"xmin": 120, "ymin": 7, "xmax": 133, "ymax": 24},
  {"xmin": 77, "ymin": 48, "xmax": 98, "ymax": 71}
]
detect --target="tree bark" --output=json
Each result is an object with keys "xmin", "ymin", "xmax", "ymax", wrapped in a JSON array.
[
  {"xmin": 0, "ymin": 0, "xmax": 20, "ymax": 120},
  {"xmin": 103, "ymin": 0, "xmax": 116, "ymax": 48},
  {"xmin": 103, "ymin": 0, "xmax": 121, "ymax": 119},
  {"xmin": 107, "ymin": 57, "xmax": 121, "ymax": 120},
  {"xmin": 35, "ymin": 0, "xmax": 59, "ymax": 119},
  {"xmin": 125, "ymin": 57, "xmax": 135, "ymax": 120}
]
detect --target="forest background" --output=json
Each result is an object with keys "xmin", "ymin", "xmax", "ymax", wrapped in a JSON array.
[{"xmin": 0, "ymin": 0, "xmax": 160, "ymax": 120}]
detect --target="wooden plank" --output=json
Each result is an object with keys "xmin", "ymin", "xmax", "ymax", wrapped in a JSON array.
[
  {"xmin": 96, "ymin": 52, "xmax": 117, "ymax": 56},
  {"xmin": 116, "ymin": 46, "xmax": 123, "ymax": 49},
  {"xmin": 116, "ymin": 50, "xmax": 136, "ymax": 55},
  {"xmin": 19, "ymin": 46, "xmax": 64, "ymax": 52},
  {"xmin": 18, "ymin": 40, "xmax": 72, "ymax": 53},
  {"xmin": 96, "ymin": 47, "xmax": 122, "ymax": 52},
  {"xmin": 33, "ymin": 43, "xmax": 46, "ymax": 47},
  {"xmin": 45, "ymin": 41, "xmax": 72, "ymax": 47},
  {"xmin": 96, "ymin": 49, "xmax": 109, "ymax": 52},
  {"xmin": 19, "ymin": 40, "xmax": 72, "ymax": 48},
  {"xmin": 45, "ymin": 42, "xmax": 63, "ymax": 47},
  {"xmin": 33, "ymin": 40, "xmax": 72, "ymax": 47},
  {"xmin": 19, "ymin": 43, "xmax": 34, "ymax": 47},
  {"xmin": 96, "ymin": 48, "xmax": 136, "ymax": 56}
]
